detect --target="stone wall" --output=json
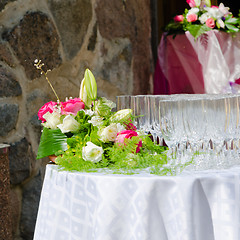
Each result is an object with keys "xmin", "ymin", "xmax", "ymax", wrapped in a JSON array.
[{"xmin": 0, "ymin": 0, "xmax": 153, "ymax": 239}]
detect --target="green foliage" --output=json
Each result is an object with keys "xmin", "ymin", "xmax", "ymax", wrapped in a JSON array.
[
  {"xmin": 224, "ymin": 15, "xmax": 239, "ymax": 32},
  {"xmin": 186, "ymin": 24, "xmax": 212, "ymax": 39},
  {"xmin": 55, "ymin": 134, "xmax": 182, "ymax": 176},
  {"xmin": 37, "ymin": 127, "xmax": 68, "ymax": 159},
  {"xmin": 75, "ymin": 110, "xmax": 92, "ymax": 135}
]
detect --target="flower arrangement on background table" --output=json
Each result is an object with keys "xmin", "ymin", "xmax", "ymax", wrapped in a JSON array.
[
  {"xmin": 34, "ymin": 60, "xmax": 189, "ymax": 175},
  {"xmin": 165, "ymin": 0, "xmax": 240, "ymax": 39}
]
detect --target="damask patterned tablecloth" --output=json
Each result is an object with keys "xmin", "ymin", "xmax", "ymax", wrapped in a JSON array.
[{"xmin": 34, "ymin": 164, "xmax": 240, "ymax": 240}]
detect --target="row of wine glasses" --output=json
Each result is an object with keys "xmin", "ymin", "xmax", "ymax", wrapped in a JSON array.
[{"xmin": 116, "ymin": 94, "xmax": 240, "ymax": 171}]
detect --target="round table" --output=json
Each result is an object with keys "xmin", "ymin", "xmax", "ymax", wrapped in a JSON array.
[{"xmin": 34, "ymin": 164, "xmax": 240, "ymax": 240}]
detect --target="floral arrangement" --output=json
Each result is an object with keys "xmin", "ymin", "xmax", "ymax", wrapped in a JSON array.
[
  {"xmin": 165, "ymin": 0, "xmax": 240, "ymax": 39},
  {"xmin": 34, "ymin": 60, "xmax": 176, "ymax": 175}
]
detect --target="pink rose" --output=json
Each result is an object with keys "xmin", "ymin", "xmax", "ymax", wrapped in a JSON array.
[
  {"xmin": 115, "ymin": 130, "xmax": 142, "ymax": 153},
  {"xmin": 206, "ymin": 18, "xmax": 215, "ymax": 28},
  {"xmin": 38, "ymin": 101, "xmax": 58, "ymax": 122},
  {"xmin": 61, "ymin": 98, "xmax": 85, "ymax": 115},
  {"xmin": 187, "ymin": 13, "xmax": 198, "ymax": 22},
  {"xmin": 186, "ymin": 0, "xmax": 196, "ymax": 8},
  {"xmin": 174, "ymin": 15, "xmax": 184, "ymax": 22}
]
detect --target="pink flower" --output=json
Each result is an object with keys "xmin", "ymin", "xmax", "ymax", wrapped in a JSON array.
[
  {"xmin": 61, "ymin": 98, "xmax": 85, "ymax": 115},
  {"xmin": 38, "ymin": 101, "xmax": 58, "ymax": 122},
  {"xmin": 206, "ymin": 18, "xmax": 215, "ymax": 28},
  {"xmin": 235, "ymin": 78, "xmax": 240, "ymax": 85},
  {"xmin": 124, "ymin": 120, "xmax": 137, "ymax": 131},
  {"xmin": 115, "ymin": 130, "xmax": 142, "ymax": 153},
  {"xmin": 174, "ymin": 15, "xmax": 184, "ymax": 22},
  {"xmin": 187, "ymin": 13, "xmax": 198, "ymax": 22},
  {"xmin": 186, "ymin": 0, "xmax": 196, "ymax": 8}
]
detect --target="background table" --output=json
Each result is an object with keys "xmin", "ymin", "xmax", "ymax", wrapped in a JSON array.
[
  {"xmin": 34, "ymin": 164, "xmax": 240, "ymax": 240},
  {"xmin": 154, "ymin": 31, "xmax": 240, "ymax": 95}
]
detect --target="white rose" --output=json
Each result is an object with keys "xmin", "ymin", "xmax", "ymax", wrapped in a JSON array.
[
  {"xmin": 42, "ymin": 111, "xmax": 61, "ymax": 129},
  {"xmin": 88, "ymin": 116, "xmax": 104, "ymax": 126},
  {"xmin": 199, "ymin": 12, "xmax": 210, "ymax": 24},
  {"xmin": 99, "ymin": 123, "xmax": 119, "ymax": 142},
  {"xmin": 82, "ymin": 142, "xmax": 104, "ymax": 163},
  {"xmin": 57, "ymin": 115, "xmax": 80, "ymax": 133},
  {"xmin": 187, "ymin": 7, "xmax": 199, "ymax": 16}
]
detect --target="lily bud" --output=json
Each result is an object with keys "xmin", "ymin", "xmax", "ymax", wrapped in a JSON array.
[
  {"xmin": 79, "ymin": 77, "xmax": 92, "ymax": 108},
  {"xmin": 84, "ymin": 69, "xmax": 97, "ymax": 101},
  {"xmin": 110, "ymin": 109, "xmax": 133, "ymax": 123}
]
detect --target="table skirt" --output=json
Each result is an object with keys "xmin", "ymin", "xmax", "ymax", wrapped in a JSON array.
[{"xmin": 34, "ymin": 164, "xmax": 240, "ymax": 240}]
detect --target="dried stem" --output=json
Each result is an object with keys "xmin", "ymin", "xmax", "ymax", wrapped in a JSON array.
[{"xmin": 34, "ymin": 59, "xmax": 65, "ymax": 112}]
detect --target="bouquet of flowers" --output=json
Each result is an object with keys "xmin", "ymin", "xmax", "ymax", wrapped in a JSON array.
[
  {"xmin": 35, "ymin": 60, "xmax": 172, "ymax": 175},
  {"xmin": 165, "ymin": 0, "xmax": 240, "ymax": 39}
]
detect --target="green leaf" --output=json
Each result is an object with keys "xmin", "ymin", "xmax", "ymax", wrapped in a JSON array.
[
  {"xmin": 225, "ymin": 24, "xmax": 239, "ymax": 32},
  {"xmin": 84, "ymin": 69, "xmax": 97, "ymax": 101},
  {"xmin": 37, "ymin": 127, "xmax": 68, "ymax": 159},
  {"xmin": 225, "ymin": 17, "xmax": 238, "ymax": 24},
  {"xmin": 186, "ymin": 24, "xmax": 212, "ymax": 39}
]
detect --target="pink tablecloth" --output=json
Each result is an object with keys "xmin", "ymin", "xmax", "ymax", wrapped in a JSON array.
[{"xmin": 154, "ymin": 31, "xmax": 240, "ymax": 94}]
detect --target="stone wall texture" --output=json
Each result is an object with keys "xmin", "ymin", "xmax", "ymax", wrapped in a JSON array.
[{"xmin": 0, "ymin": 0, "xmax": 153, "ymax": 239}]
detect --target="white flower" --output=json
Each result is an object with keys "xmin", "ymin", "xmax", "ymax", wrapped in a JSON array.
[
  {"xmin": 199, "ymin": 12, "xmax": 211, "ymax": 24},
  {"xmin": 99, "ymin": 123, "xmax": 119, "ymax": 142},
  {"xmin": 187, "ymin": 7, "xmax": 199, "ymax": 16},
  {"xmin": 88, "ymin": 116, "xmax": 104, "ymax": 126},
  {"xmin": 42, "ymin": 111, "xmax": 61, "ymax": 129},
  {"xmin": 94, "ymin": 97, "xmax": 116, "ymax": 116},
  {"xmin": 82, "ymin": 142, "xmax": 104, "ymax": 163},
  {"xmin": 84, "ymin": 109, "xmax": 95, "ymax": 116},
  {"xmin": 218, "ymin": 3, "xmax": 230, "ymax": 15},
  {"xmin": 101, "ymin": 97, "xmax": 116, "ymax": 110},
  {"xmin": 217, "ymin": 18, "xmax": 225, "ymax": 28},
  {"xmin": 116, "ymin": 123, "xmax": 125, "ymax": 132},
  {"xmin": 205, "ymin": 7, "xmax": 223, "ymax": 19},
  {"xmin": 57, "ymin": 115, "xmax": 80, "ymax": 133}
]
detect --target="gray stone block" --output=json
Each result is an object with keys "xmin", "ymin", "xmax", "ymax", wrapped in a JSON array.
[
  {"xmin": 20, "ymin": 171, "xmax": 42, "ymax": 240},
  {"xmin": 0, "ymin": 103, "xmax": 19, "ymax": 137},
  {"xmin": 8, "ymin": 138, "xmax": 32, "ymax": 185},
  {"xmin": 0, "ymin": 65, "xmax": 22, "ymax": 97},
  {"xmin": 2, "ymin": 11, "xmax": 62, "ymax": 80}
]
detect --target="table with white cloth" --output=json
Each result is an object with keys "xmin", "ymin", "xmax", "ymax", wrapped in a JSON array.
[{"xmin": 34, "ymin": 164, "xmax": 240, "ymax": 240}]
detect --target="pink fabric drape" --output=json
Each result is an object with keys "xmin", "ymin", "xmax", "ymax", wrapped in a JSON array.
[{"xmin": 154, "ymin": 31, "xmax": 240, "ymax": 94}]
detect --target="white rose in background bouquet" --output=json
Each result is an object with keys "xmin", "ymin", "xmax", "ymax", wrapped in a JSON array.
[{"xmin": 35, "ymin": 60, "xmax": 189, "ymax": 175}]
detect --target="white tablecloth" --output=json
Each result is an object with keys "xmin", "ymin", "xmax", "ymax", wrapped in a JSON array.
[{"xmin": 34, "ymin": 164, "xmax": 240, "ymax": 240}]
